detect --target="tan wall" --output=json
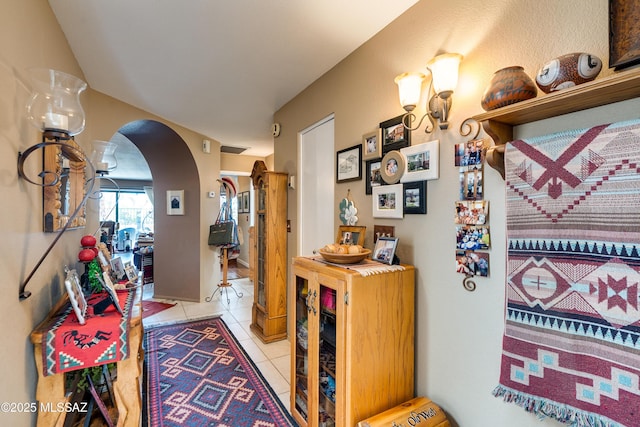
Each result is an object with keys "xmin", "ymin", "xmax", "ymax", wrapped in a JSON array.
[
  {"xmin": 273, "ymin": 1, "xmax": 628, "ymax": 426},
  {"xmin": 0, "ymin": 1, "xmax": 222, "ymax": 424}
]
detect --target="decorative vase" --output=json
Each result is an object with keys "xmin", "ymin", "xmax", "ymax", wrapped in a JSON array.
[
  {"xmin": 535, "ymin": 52, "xmax": 602, "ymax": 93},
  {"xmin": 480, "ymin": 66, "xmax": 538, "ymax": 111}
]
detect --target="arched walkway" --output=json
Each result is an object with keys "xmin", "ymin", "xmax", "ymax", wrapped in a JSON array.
[{"xmin": 118, "ymin": 120, "xmax": 201, "ymax": 301}]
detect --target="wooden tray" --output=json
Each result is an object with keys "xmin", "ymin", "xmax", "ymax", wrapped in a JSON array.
[{"xmin": 318, "ymin": 248, "xmax": 371, "ymax": 264}]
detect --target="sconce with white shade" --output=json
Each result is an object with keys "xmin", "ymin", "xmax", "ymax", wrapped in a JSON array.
[{"xmin": 395, "ymin": 53, "xmax": 463, "ymax": 133}]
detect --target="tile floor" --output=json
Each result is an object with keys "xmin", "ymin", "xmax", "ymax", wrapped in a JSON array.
[{"xmin": 141, "ymin": 277, "xmax": 292, "ymax": 410}]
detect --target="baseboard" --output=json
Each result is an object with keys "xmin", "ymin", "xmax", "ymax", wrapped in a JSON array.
[{"xmin": 237, "ymin": 258, "xmax": 249, "ymax": 268}]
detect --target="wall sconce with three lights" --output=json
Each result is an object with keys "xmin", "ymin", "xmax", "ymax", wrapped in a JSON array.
[
  {"xmin": 394, "ymin": 53, "xmax": 463, "ymax": 133},
  {"xmin": 17, "ymin": 68, "xmax": 118, "ymax": 300}
]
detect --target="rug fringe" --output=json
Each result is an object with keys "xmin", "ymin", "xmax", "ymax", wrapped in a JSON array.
[{"xmin": 492, "ymin": 385, "xmax": 621, "ymax": 427}]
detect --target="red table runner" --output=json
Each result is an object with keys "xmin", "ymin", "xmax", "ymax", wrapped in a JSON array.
[{"xmin": 41, "ymin": 290, "xmax": 134, "ymax": 376}]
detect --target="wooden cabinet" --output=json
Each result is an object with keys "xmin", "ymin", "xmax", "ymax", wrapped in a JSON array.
[
  {"xmin": 290, "ymin": 257, "xmax": 415, "ymax": 427},
  {"xmin": 250, "ymin": 161, "xmax": 288, "ymax": 343}
]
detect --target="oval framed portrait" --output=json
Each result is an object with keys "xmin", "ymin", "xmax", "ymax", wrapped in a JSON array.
[{"xmin": 380, "ymin": 150, "xmax": 405, "ymax": 184}]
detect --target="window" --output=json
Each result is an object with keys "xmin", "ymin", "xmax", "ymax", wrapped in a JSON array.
[{"xmin": 99, "ymin": 190, "xmax": 154, "ymax": 233}]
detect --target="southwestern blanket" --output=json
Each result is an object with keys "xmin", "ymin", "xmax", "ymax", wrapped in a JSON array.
[
  {"xmin": 143, "ymin": 317, "xmax": 296, "ymax": 427},
  {"xmin": 42, "ymin": 290, "xmax": 134, "ymax": 376},
  {"xmin": 495, "ymin": 119, "xmax": 640, "ymax": 426}
]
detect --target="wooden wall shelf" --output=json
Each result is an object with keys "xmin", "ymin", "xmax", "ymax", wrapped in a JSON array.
[{"xmin": 473, "ymin": 67, "xmax": 640, "ymax": 178}]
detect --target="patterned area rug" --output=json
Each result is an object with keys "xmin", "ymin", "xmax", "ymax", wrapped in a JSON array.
[
  {"xmin": 143, "ymin": 317, "xmax": 296, "ymax": 426},
  {"xmin": 495, "ymin": 119, "xmax": 640, "ymax": 426}
]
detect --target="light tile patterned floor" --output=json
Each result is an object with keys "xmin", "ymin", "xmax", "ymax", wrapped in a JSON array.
[{"xmin": 141, "ymin": 278, "xmax": 292, "ymax": 409}]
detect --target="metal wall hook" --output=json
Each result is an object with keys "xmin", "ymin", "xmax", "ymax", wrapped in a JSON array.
[{"xmin": 462, "ymin": 273, "xmax": 476, "ymax": 292}]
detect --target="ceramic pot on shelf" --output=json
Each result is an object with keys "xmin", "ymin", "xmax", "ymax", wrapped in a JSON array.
[{"xmin": 480, "ymin": 66, "xmax": 538, "ymax": 111}]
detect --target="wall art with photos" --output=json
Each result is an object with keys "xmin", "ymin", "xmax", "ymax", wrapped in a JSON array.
[
  {"xmin": 336, "ymin": 144, "xmax": 362, "ymax": 183},
  {"xmin": 362, "ymin": 129, "xmax": 382, "ymax": 160},
  {"xmin": 403, "ymin": 180, "xmax": 427, "ymax": 214},
  {"xmin": 373, "ymin": 236, "xmax": 399, "ymax": 265},
  {"xmin": 336, "ymin": 225, "xmax": 366, "ymax": 246},
  {"xmin": 454, "ymin": 139, "xmax": 485, "ymax": 167},
  {"xmin": 459, "ymin": 167, "xmax": 483, "ymax": 201},
  {"xmin": 380, "ymin": 115, "xmax": 410, "ymax": 154},
  {"xmin": 454, "ymin": 200, "xmax": 488, "ymax": 225},
  {"xmin": 372, "ymin": 183, "xmax": 403, "ymax": 219},
  {"xmin": 380, "ymin": 150, "xmax": 405, "ymax": 184},
  {"xmin": 456, "ymin": 250, "xmax": 489, "ymax": 277},
  {"xmin": 400, "ymin": 140, "xmax": 439, "ymax": 182},
  {"xmin": 365, "ymin": 159, "xmax": 384, "ymax": 195},
  {"xmin": 167, "ymin": 190, "xmax": 185, "ymax": 215},
  {"xmin": 456, "ymin": 225, "xmax": 490, "ymax": 250},
  {"xmin": 242, "ymin": 191, "xmax": 250, "ymax": 213}
]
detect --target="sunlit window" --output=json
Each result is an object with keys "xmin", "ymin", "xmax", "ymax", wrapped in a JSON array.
[{"xmin": 99, "ymin": 190, "xmax": 154, "ymax": 233}]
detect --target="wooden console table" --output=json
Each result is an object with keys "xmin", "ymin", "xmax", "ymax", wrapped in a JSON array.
[{"xmin": 30, "ymin": 289, "xmax": 143, "ymax": 427}]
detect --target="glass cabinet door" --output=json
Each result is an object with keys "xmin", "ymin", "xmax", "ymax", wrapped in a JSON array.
[
  {"xmin": 294, "ymin": 275, "xmax": 310, "ymax": 422},
  {"xmin": 256, "ymin": 182, "xmax": 266, "ymax": 307},
  {"xmin": 318, "ymin": 284, "xmax": 336, "ymax": 427}
]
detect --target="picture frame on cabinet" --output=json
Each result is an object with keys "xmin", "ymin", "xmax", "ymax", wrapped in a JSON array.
[
  {"xmin": 380, "ymin": 115, "xmax": 410, "ymax": 154},
  {"xmin": 336, "ymin": 144, "xmax": 362, "ymax": 183},
  {"xmin": 167, "ymin": 190, "xmax": 185, "ymax": 215},
  {"xmin": 64, "ymin": 268, "xmax": 87, "ymax": 325},
  {"xmin": 372, "ymin": 236, "xmax": 399, "ymax": 265},
  {"xmin": 403, "ymin": 180, "xmax": 427, "ymax": 214},
  {"xmin": 365, "ymin": 159, "xmax": 383, "ymax": 195},
  {"xmin": 400, "ymin": 140, "xmax": 439, "ymax": 182},
  {"xmin": 609, "ymin": 0, "xmax": 640, "ymax": 70},
  {"xmin": 336, "ymin": 225, "xmax": 366, "ymax": 246},
  {"xmin": 372, "ymin": 184, "xmax": 403, "ymax": 219},
  {"xmin": 362, "ymin": 129, "xmax": 382, "ymax": 160}
]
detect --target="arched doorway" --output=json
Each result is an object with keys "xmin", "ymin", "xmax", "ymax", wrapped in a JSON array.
[{"xmin": 118, "ymin": 120, "xmax": 202, "ymax": 301}]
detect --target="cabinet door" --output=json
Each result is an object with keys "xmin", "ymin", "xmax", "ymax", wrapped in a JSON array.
[
  {"xmin": 292, "ymin": 265, "xmax": 344, "ymax": 427},
  {"xmin": 256, "ymin": 181, "xmax": 266, "ymax": 307}
]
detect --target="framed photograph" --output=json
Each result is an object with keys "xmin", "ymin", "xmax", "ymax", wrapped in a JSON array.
[
  {"xmin": 459, "ymin": 167, "xmax": 483, "ymax": 201},
  {"xmin": 380, "ymin": 150, "xmax": 405, "ymax": 184},
  {"xmin": 111, "ymin": 257, "xmax": 125, "ymax": 280},
  {"xmin": 456, "ymin": 225, "xmax": 490, "ymax": 250},
  {"xmin": 97, "ymin": 272, "xmax": 124, "ymax": 315},
  {"xmin": 400, "ymin": 140, "xmax": 439, "ymax": 182},
  {"xmin": 455, "ymin": 250, "xmax": 489, "ymax": 277},
  {"xmin": 64, "ymin": 269, "xmax": 87, "ymax": 325},
  {"xmin": 365, "ymin": 159, "xmax": 383, "ymax": 195},
  {"xmin": 167, "ymin": 190, "xmax": 184, "ymax": 215},
  {"xmin": 609, "ymin": 0, "xmax": 640, "ymax": 70},
  {"xmin": 336, "ymin": 225, "xmax": 366, "ymax": 246},
  {"xmin": 372, "ymin": 183, "xmax": 403, "ymax": 219},
  {"xmin": 237, "ymin": 192, "xmax": 244, "ymax": 213},
  {"xmin": 455, "ymin": 139, "xmax": 485, "ymax": 167},
  {"xmin": 380, "ymin": 115, "xmax": 410, "ymax": 154},
  {"xmin": 455, "ymin": 200, "xmax": 489, "ymax": 225},
  {"xmin": 242, "ymin": 191, "xmax": 250, "ymax": 213},
  {"xmin": 336, "ymin": 144, "xmax": 362, "ymax": 183},
  {"xmin": 372, "ymin": 236, "xmax": 399, "ymax": 265},
  {"xmin": 403, "ymin": 181, "xmax": 427, "ymax": 214},
  {"xmin": 124, "ymin": 261, "xmax": 139, "ymax": 282},
  {"xmin": 362, "ymin": 129, "xmax": 382, "ymax": 160}
]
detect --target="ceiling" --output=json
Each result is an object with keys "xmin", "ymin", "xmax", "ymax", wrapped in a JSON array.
[{"xmin": 49, "ymin": 1, "xmax": 419, "ymax": 180}]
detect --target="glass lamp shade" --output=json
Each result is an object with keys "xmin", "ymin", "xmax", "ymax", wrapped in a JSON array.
[
  {"xmin": 426, "ymin": 53, "xmax": 463, "ymax": 97},
  {"xmin": 91, "ymin": 140, "xmax": 118, "ymax": 173},
  {"xmin": 394, "ymin": 72, "xmax": 425, "ymax": 112},
  {"xmin": 25, "ymin": 68, "xmax": 87, "ymax": 136}
]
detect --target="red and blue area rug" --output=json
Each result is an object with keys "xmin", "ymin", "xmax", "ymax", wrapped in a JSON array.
[
  {"xmin": 495, "ymin": 118, "xmax": 640, "ymax": 426},
  {"xmin": 143, "ymin": 317, "xmax": 296, "ymax": 426}
]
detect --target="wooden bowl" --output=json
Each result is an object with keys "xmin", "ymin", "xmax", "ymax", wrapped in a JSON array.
[{"xmin": 318, "ymin": 248, "xmax": 371, "ymax": 264}]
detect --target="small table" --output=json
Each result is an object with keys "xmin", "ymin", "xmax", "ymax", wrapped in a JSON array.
[{"xmin": 30, "ymin": 289, "xmax": 143, "ymax": 427}]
